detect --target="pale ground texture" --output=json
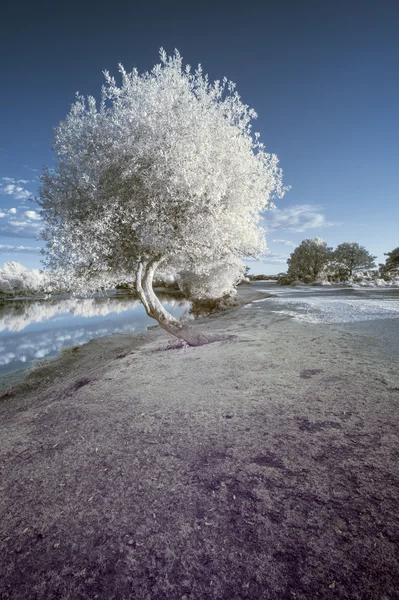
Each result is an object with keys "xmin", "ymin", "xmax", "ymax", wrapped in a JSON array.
[{"xmin": 0, "ymin": 285, "xmax": 398, "ymax": 600}]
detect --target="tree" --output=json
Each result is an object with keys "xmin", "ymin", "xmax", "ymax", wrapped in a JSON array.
[
  {"xmin": 0, "ymin": 262, "xmax": 51, "ymax": 297},
  {"xmin": 37, "ymin": 49, "xmax": 285, "ymax": 345},
  {"xmin": 333, "ymin": 242, "xmax": 376, "ymax": 278},
  {"xmin": 380, "ymin": 247, "xmax": 399, "ymax": 276},
  {"xmin": 287, "ymin": 238, "xmax": 332, "ymax": 282}
]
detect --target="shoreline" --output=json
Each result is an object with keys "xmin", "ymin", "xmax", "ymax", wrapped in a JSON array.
[
  {"xmin": 0, "ymin": 285, "xmax": 273, "ymax": 398},
  {"xmin": 1, "ymin": 284, "xmax": 398, "ymax": 599}
]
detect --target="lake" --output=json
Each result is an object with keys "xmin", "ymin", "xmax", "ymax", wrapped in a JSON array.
[
  {"xmin": 0, "ymin": 291, "xmax": 190, "ymax": 378},
  {"xmin": 1, "ymin": 282, "xmax": 398, "ymax": 382}
]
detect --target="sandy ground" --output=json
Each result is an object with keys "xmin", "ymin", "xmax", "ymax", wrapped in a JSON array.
[{"xmin": 1, "ymin": 285, "xmax": 399, "ymax": 600}]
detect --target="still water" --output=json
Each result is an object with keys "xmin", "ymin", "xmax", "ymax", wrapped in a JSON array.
[
  {"xmin": 252, "ymin": 281, "xmax": 399, "ymax": 323},
  {"xmin": 0, "ymin": 292, "xmax": 190, "ymax": 377},
  {"xmin": 1, "ymin": 282, "xmax": 398, "ymax": 380},
  {"xmin": 252, "ymin": 281, "xmax": 399, "ymax": 360}
]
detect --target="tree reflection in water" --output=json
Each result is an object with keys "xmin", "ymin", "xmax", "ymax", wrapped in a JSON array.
[{"xmin": 0, "ymin": 291, "xmax": 191, "ymax": 376}]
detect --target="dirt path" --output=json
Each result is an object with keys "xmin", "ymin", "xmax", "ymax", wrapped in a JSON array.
[{"xmin": 1, "ymin": 287, "xmax": 398, "ymax": 599}]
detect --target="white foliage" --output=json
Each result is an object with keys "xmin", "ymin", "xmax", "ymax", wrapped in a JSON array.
[
  {"xmin": 0, "ymin": 262, "xmax": 133, "ymax": 297},
  {"xmin": 348, "ymin": 272, "xmax": 399, "ymax": 288},
  {"xmin": 38, "ymin": 49, "xmax": 285, "ymax": 297},
  {"xmin": 312, "ymin": 237, "xmax": 327, "ymax": 247},
  {"xmin": 176, "ymin": 256, "xmax": 245, "ymax": 300},
  {"xmin": 0, "ymin": 262, "xmax": 51, "ymax": 296}
]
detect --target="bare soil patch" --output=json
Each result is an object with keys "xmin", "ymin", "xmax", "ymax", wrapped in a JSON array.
[{"xmin": 1, "ymin": 286, "xmax": 399, "ymax": 599}]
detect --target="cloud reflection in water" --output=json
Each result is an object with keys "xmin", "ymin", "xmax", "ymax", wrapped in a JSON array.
[{"xmin": 0, "ymin": 295, "xmax": 190, "ymax": 376}]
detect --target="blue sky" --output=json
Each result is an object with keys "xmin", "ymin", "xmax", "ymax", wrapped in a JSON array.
[{"xmin": 1, "ymin": 0, "xmax": 398, "ymax": 275}]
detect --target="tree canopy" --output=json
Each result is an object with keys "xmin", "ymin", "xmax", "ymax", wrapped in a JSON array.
[
  {"xmin": 381, "ymin": 247, "xmax": 399, "ymax": 275},
  {"xmin": 333, "ymin": 242, "xmax": 376, "ymax": 277},
  {"xmin": 287, "ymin": 238, "xmax": 332, "ymax": 282},
  {"xmin": 282, "ymin": 239, "xmax": 383, "ymax": 284},
  {"xmin": 38, "ymin": 49, "xmax": 285, "ymax": 344}
]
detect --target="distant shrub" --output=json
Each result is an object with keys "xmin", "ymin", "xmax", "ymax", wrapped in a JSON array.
[
  {"xmin": 190, "ymin": 295, "xmax": 238, "ymax": 318},
  {"xmin": 115, "ymin": 282, "xmax": 135, "ymax": 291},
  {"xmin": 276, "ymin": 274, "xmax": 294, "ymax": 285},
  {"xmin": 248, "ymin": 274, "xmax": 278, "ymax": 281},
  {"xmin": 153, "ymin": 279, "xmax": 180, "ymax": 290}
]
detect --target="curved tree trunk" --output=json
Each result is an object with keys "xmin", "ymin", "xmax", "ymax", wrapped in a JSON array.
[{"xmin": 135, "ymin": 258, "xmax": 210, "ymax": 347}]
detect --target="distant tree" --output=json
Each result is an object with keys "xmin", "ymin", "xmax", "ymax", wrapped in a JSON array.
[
  {"xmin": 249, "ymin": 274, "xmax": 278, "ymax": 281},
  {"xmin": 0, "ymin": 262, "xmax": 51, "ymax": 296},
  {"xmin": 37, "ymin": 49, "xmax": 285, "ymax": 346},
  {"xmin": 380, "ymin": 247, "xmax": 399, "ymax": 276},
  {"xmin": 333, "ymin": 242, "xmax": 376, "ymax": 278},
  {"xmin": 287, "ymin": 238, "xmax": 333, "ymax": 282}
]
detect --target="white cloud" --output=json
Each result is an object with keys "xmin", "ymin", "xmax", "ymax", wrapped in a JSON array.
[
  {"xmin": 0, "ymin": 216, "xmax": 42, "ymax": 238},
  {"xmin": 265, "ymin": 204, "xmax": 339, "ymax": 233},
  {"xmin": 0, "ymin": 178, "xmax": 32, "ymax": 201},
  {"xmin": 24, "ymin": 210, "xmax": 41, "ymax": 221},
  {"xmin": 1, "ymin": 185, "xmax": 31, "ymax": 200},
  {"xmin": 262, "ymin": 252, "xmax": 289, "ymax": 265},
  {"xmin": 8, "ymin": 220, "xmax": 31, "ymax": 227},
  {"xmin": 0, "ymin": 205, "xmax": 43, "ymax": 238},
  {"xmin": 1, "ymin": 177, "xmax": 29, "ymax": 184},
  {"xmin": 272, "ymin": 239, "xmax": 297, "ymax": 247},
  {"xmin": 0, "ymin": 244, "xmax": 42, "ymax": 253}
]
